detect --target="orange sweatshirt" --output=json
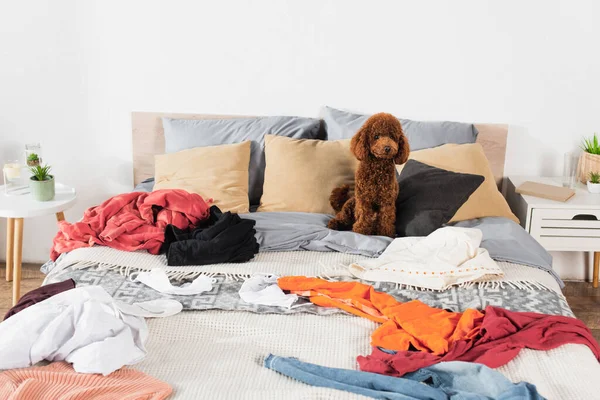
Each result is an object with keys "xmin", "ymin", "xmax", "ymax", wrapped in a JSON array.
[
  {"xmin": 278, "ymin": 276, "xmax": 484, "ymax": 355},
  {"xmin": 0, "ymin": 362, "xmax": 172, "ymax": 400}
]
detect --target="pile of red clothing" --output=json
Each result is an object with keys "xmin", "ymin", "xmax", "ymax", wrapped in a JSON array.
[{"xmin": 51, "ymin": 190, "xmax": 211, "ymax": 260}]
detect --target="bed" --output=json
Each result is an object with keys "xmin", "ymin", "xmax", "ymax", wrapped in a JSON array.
[{"xmin": 42, "ymin": 112, "xmax": 600, "ymax": 399}]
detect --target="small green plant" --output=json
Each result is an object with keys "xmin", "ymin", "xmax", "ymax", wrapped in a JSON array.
[
  {"xmin": 590, "ymin": 172, "xmax": 600, "ymax": 184},
  {"xmin": 27, "ymin": 153, "xmax": 39, "ymax": 162},
  {"xmin": 581, "ymin": 133, "xmax": 600, "ymax": 155},
  {"xmin": 26, "ymin": 152, "xmax": 41, "ymax": 167},
  {"xmin": 29, "ymin": 164, "xmax": 52, "ymax": 181}
]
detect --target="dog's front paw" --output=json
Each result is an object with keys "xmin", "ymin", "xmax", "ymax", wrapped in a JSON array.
[
  {"xmin": 327, "ymin": 219, "xmax": 342, "ymax": 230},
  {"xmin": 379, "ymin": 224, "xmax": 397, "ymax": 238},
  {"xmin": 328, "ymin": 218, "xmax": 351, "ymax": 231}
]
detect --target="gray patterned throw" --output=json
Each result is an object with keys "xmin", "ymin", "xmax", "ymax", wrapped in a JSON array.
[{"xmin": 45, "ymin": 264, "xmax": 574, "ymax": 317}]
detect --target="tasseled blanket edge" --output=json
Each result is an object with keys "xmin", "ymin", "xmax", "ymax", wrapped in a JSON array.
[
  {"xmin": 54, "ymin": 259, "xmax": 253, "ymax": 282},
  {"xmin": 58, "ymin": 259, "xmax": 556, "ymax": 293}
]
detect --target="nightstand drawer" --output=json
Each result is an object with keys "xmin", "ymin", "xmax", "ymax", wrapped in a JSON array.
[{"xmin": 530, "ymin": 208, "xmax": 600, "ymax": 251}]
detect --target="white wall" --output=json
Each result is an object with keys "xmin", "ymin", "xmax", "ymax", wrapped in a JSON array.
[{"xmin": 1, "ymin": 0, "xmax": 599, "ymax": 279}]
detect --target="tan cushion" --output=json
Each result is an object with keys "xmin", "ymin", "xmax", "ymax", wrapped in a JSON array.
[
  {"xmin": 258, "ymin": 135, "xmax": 358, "ymax": 214},
  {"xmin": 154, "ymin": 141, "xmax": 251, "ymax": 213},
  {"xmin": 397, "ymin": 143, "xmax": 518, "ymax": 223}
]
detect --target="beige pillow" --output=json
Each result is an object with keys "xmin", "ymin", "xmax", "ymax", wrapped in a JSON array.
[
  {"xmin": 154, "ymin": 141, "xmax": 251, "ymax": 213},
  {"xmin": 397, "ymin": 143, "xmax": 518, "ymax": 223},
  {"xmin": 258, "ymin": 135, "xmax": 358, "ymax": 214}
]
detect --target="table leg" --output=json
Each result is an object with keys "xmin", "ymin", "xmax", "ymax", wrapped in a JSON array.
[
  {"xmin": 594, "ymin": 252, "xmax": 599, "ymax": 289},
  {"xmin": 12, "ymin": 218, "xmax": 23, "ymax": 305},
  {"xmin": 55, "ymin": 212, "xmax": 65, "ymax": 222},
  {"xmin": 6, "ymin": 218, "xmax": 14, "ymax": 282}
]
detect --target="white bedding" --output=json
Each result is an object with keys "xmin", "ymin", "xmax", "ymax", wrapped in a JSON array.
[
  {"xmin": 123, "ymin": 251, "xmax": 600, "ymax": 400},
  {"xmin": 140, "ymin": 312, "xmax": 598, "ymax": 400}
]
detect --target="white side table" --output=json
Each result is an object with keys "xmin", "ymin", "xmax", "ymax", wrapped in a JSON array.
[
  {"xmin": 0, "ymin": 183, "xmax": 76, "ymax": 305},
  {"xmin": 506, "ymin": 176, "xmax": 600, "ymax": 286}
]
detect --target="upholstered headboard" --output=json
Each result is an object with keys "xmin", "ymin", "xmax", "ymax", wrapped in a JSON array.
[{"xmin": 131, "ymin": 112, "xmax": 508, "ymax": 188}]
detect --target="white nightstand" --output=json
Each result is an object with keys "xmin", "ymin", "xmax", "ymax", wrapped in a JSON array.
[
  {"xmin": 506, "ymin": 176, "xmax": 600, "ymax": 287},
  {"xmin": 0, "ymin": 183, "xmax": 77, "ymax": 305}
]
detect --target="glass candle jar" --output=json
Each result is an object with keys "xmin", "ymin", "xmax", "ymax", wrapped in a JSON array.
[
  {"xmin": 3, "ymin": 160, "xmax": 26, "ymax": 195},
  {"xmin": 562, "ymin": 152, "xmax": 579, "ymax": 188}
]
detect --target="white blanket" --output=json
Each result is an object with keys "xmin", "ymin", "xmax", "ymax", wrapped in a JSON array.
[
  {"xmin": 139, "ymin": 310, "xmax": 599, "ymax": 400},
  {"xmin": 349, "ymin": 227, "xmax": 503, "ymax": 290},
  {"xmin": 0, "ymin": 286, "xmax": 162, "ymax": 375}
]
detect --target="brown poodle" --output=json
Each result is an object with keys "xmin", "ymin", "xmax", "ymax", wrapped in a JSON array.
[{"xmin": 327, "ymin": 113, "xmax": 410, "ymax": 237}]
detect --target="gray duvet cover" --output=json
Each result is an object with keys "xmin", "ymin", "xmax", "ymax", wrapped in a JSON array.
[{"xmin": 241, "ymin": 212, "xmax": 562, "ymax": 287}]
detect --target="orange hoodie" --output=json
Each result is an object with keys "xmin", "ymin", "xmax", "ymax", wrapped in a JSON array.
[{"xmin": 278, "ymin": 276, "xmax": 483, "ymax": 355}]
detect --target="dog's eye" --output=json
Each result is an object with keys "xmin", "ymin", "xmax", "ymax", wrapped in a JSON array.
[{"xmin": 374, "ymin": 135, "xmax": 379, "ymax": 139}]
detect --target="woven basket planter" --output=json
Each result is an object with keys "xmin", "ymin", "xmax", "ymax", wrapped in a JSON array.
[{"xmin": 577, "ymin": 152, "xmax": 600, "ymax": 183}]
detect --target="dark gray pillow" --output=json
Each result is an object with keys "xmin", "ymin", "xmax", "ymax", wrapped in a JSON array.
[
  {"xmin": 163, "ymin": 116, "xmax": 323, "ymax": 205},
  {"xmin": 322, "ymin": 106, "xmax": 478, "ymax": 150},
  {"xmin": 395, "ymin": 160, "xmax": 484, "ymax": 237}
]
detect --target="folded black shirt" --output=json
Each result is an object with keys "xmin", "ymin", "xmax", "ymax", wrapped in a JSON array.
[{"xmin": 163, "ymin": 206, "xmax": 259, "ymax": 266}]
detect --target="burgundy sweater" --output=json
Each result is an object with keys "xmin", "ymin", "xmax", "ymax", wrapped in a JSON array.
[{"xmin": 358, "ymin": 305, "xmax": 600, "ymax": 377}]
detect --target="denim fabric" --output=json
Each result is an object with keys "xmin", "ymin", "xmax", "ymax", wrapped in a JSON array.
[
  {"xmin": 405, "ymin": 362, "xmax": 545, "ymax": 400},
  {"xmin": 264, "ymin": 354, "xmax": 545, "ymax": 400},
  {"xmin": 264, "ymin": 354, "xmax": 443, "ymax": 400}
]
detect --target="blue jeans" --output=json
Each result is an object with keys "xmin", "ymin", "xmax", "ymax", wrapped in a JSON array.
[{"xmin": 264, "ymin": 354, "xmax": 545, "ymax": 400}]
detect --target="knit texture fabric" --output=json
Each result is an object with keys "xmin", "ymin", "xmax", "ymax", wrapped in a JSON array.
[
  {"xmin": 0, "ymin": 362, "xmax": 172, "ymax": 400},
  {"xmin": 137, "ymin": 310, "xmax": 600, "ymax": 400}
]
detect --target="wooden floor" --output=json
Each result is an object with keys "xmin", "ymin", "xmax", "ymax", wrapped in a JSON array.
[
  {"xmin": 0, "ymin": 263, "xmax": 46, "ymax": 316},
  {"xmin": 0, "ymin": 265, "xmax": 599, "ymax": 342},
  {"xmin": 561, "ymin": 281, "xmax": 600, "ymax": 342}
]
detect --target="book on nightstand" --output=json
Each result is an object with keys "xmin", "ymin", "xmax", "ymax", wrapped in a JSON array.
[{"xmin": 516, "ymin": 181, "xmax": 576, "ymax": 202}]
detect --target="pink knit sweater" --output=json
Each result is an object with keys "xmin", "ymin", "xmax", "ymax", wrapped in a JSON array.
[{"xmin": 0, "ymin": 362, "xmax": 172, "ymax": 399}]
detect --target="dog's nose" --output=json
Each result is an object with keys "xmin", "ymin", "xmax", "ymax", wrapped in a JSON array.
[{"xmin": 384, "ymin": 146, "xmax": 391, "ymax": 153}]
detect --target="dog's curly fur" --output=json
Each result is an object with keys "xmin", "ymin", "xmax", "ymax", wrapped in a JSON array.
[{"xmin": 327, "ymin": 113, "xmax": 409, "ymax": 237}]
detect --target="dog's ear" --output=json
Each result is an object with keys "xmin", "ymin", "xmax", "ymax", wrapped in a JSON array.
[
  {"xmin": 393, "ymin": 130, "xmax": 410, "ymax": 165},
  {"xmin": 350, "ymin": 126, "xmax": 370, "ymax": 161}
]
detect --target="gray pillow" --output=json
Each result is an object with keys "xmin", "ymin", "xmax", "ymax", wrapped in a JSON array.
[
  {"xmin": 163, "ymin": 116, "xmax": 323, "ymax": 205},
  {"xmin": 133, "ymin": 177, "xmax": 154, "ymax": 193},
  {"xmin": 322, "ymin": 106, "xmax": 478, "ymax": 150}
]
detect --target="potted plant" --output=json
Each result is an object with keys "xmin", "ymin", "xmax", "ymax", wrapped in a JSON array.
[
  {"xmin": 26, "ymin": 152, "xmax": 41, "ymax": 167},
  {"xmin": 578, "ymin": 133, "xmax": 600, "ymax": 183},
  {"xmin": 588, "ymin": 172, "xmax": 600, "ymax": 194},
  {"xmin": 29, "ymin": 164, "xmax": 55, "ymax": 201}
]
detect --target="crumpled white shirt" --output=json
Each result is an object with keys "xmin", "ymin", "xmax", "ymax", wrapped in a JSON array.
[
  {"xmin": 0, "ymin": 285, "xmax": 180, "ymax": 375},
  {"xmin": 239, "ymin": 274, "xmax": 298, "ymax": 308}
]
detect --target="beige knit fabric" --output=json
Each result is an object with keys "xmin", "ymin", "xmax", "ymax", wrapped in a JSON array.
[
  {"xmin": 0, "ymin": 362, "xmax": 172, "ymax": 400},
  {"xmin": 139, "ymin": 310, "xmax": 600, "ymax": 400}
]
